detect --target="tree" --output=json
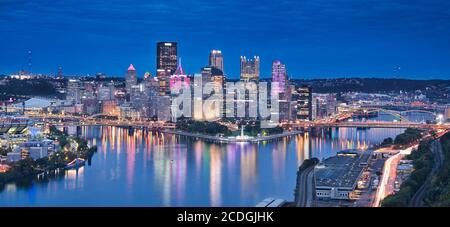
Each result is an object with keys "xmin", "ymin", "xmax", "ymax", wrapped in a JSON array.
[
  {"xmin": 0, "ymin": 147, "xmax": 12, "ymax": 156},
  {"xmin": 381, "ymin": 137, "xmax": 393, "ymax": 146}
]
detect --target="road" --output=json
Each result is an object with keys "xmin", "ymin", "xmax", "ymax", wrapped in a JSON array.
[
  {"xmin": 295, "ymin": 165, "xmax": 316, "ymax": 207},
  {"xmin": 291, "ymin": 121, "xmax": 450, "ymax": 129},
  {"xmin": 25, "ymin": 112, "xmax": 450, "ymax": 130},
  {"xmin": 373, "ymin": 145, "xmax": 416, "ymax": 207},
  {"xmin": 409, "ymin": 140, "xmax": 444, "ymax": 207}
]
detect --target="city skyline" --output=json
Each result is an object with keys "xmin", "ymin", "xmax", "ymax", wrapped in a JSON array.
[
  {"xmin": 2, "ymin": 0, "xmax": 450, "ymax": 214},
  {"xmin": 1, "ymin": 0, "xmax": 450, "ymax": 79}
]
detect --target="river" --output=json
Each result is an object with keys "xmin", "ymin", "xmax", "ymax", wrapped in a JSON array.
[{"xmin": 0, "ymin": 125, "xmax": 406, "ymax": 207}]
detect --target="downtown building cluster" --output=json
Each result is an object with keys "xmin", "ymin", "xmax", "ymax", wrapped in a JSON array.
[{"xmin": 61, "ymin": 42, "xmax": 314, "ymax": 123}]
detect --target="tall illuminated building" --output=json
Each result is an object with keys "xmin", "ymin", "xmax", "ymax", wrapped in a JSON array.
[
  {"xmin": 209, "ymin": 50, "xmax": 224, "ymax": 72},
  {"xmin": 296, "ymin": 85, "xmax": 312, "ymax": 121},
  {"xmin": 240, "ymin": 56, "xmax": 260, "ymax": 81},
  {"xmin": 157, "ymin": 42, "xmax": 178, "ymax": 73},
  {"xmin": 144, "ymin": 72, "xmax": 160, "ymax": 119},
  {"xmin": 239, "ymin": 56, "xmax": 260, "ymax": 119},
  {"xmin": 125, "ymin": 64, "xmax": 137, "ymax": 93},
  {"xmin": 271, "ymin": 60, "xmax": 290, "ymax": 121},
  {"xmin": 67, "ymin": 79, "xmax": 81, "ymax": 104},
  {"xmin": 97, "ymin": 82, "xmax": 115, "ymax": 101},
  {"xmin": 170, "ymin": 59, "xmax": 190, "ymax": 91},
  {"xmin": 271, "ymin": 60, "xmax": 286, "ymax": 93},
  {"xmin": 157, "ymin": 69, "xmax": 170, "ymax": 96}
]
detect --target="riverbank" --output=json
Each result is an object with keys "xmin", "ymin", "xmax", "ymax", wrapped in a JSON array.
[
  {"xmin": 163, "ymin": 129, "xmax": 302, "ymax": 143},
  {"xmin": 294, "ymin": 158, "xmax": 319, "ymax": 207},
  {"xmin": 0, "ymin": 127, "xmax": 97, "ymax": 191}
]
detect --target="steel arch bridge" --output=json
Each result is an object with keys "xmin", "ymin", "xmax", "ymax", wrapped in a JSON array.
[
  {"xmin": 362, "ymin": 108, "xmax": 437, "ymax": 122},
  {"xmin": 85, "ymin": 113, "xmax": 109, "ymax": 120}
]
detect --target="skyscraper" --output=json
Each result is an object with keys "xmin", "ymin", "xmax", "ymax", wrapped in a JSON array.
[
  {"xmin": 157, "ymin": 42, "xmax": 178, "ymax": 73},
  {"xmin": 144, "ymin": 73, "xmax": 160, "ymax": 119},
  {"xmin": 67, "ymin": 79, "xmax": 81, "ymax": 104},
  {"xmin": 271, "ymin": 60, "xmax": 286, "ymax": 93},
  {"xmin": 157, "ymin": 69, "xmax": 170, "ymax": 96},
  {"xmin": 240, "ymin": 56, "xmax": 260, "ymax": 81},
  {"xmin": 97, "ymin": 82, "xmax": 115, "ymax": 101},
  {"xmin": 125, "ymin": 64, "xmax": 137, "ymax": 92},
  {"xmin": 209, "ymin": 50, "xmax": 224, "ymax": 72},
  {"xmin": 296, "ymin": 85, "xmax": 312, "ymax": 121},
  {"xmin": 170, "ymin": 59, "xmax": 190, "ymax": 92},
  {"xmin": 271, "ymin": 60, "xmax": 290, "ymax": 121}
]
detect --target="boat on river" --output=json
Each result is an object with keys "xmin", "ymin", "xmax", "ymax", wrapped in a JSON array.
[{"xmin": 65, "ymin": 158, "xmax": 86, "ymax": 169}]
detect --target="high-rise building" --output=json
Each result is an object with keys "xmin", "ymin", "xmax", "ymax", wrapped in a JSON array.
[
  {"xmin": 157, "ymin": 96, "xmax": 171, "ymax": 122},
  {"xmin": 278, "ymin": 84, "xmax": 292, "ymax": 122},
  {"xmin": 240, "ymin": 56, "xmax": 260, "ymax": 81},
  {"xmin": 296, "ymin": 85, "xmax": 312, "ymax": 121},
  {"xmin": 201, "ymin": 66, "xmax": 213, "ymax": 85},
  {"xmin": 209, "ymin": 50, "xmax": 224, "ymax": 72},
  {"xmin": 210, "ymin": 67, "xmax": 225, "ymax": 91},
  {"xmin": 198, "ymin": 67, "xmax": 224, "ymax": 121},
  {"xmin": 66, "ymin": 79, "xmax": 81, "ymax": 105},
  {"xmin": 130, "ymin": 84, "xmax": 146, "ymax": 110},
  {"xmin": 125, "ymin": 64, "xmax": 137, "ymax": 92},
  {"xmin": 326, "ymin": 94, "xmax": 337, "ymax": 116},
  {"xmin": 144, "ymin": 73, "xmax": 160, "ymax": 119},
  {"xmin": 157, "ymin": 42, "xmax": 178, "ymax": 73},
  {"xmin": 157, "ymin": 69, "xmax": 170, "ymax": 96},
  {"xmin": 272, "ymin": 60, "xmax": 286, "ymax": 93},
  {"xmin": 170, "ymin": 60, "xmax": 190, "ymax": 92},
  {"xmin": 271, "ymin": 61, "xmax": 290, "ymax": 122},
  {"xmin": 97, "ymin": 82, "xmax": 115, "ymax": 101}
]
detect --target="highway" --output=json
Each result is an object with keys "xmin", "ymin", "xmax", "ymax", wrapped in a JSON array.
[
  {"xmin": 295, "ymin": 164, "xmax": 316, "ymax": 207},
  {"xmin": 24, "ymin": 112, "xmax": 450, "ymax": 130},
  {"xmin": 374, "ymin": 129, "xmax": 448, "ymax": 207},
  {"xmin": 373, "ymin": 145, "xmax": 416, "ymax": 207},
  {"xmin": 409, "ymin": 140, "xmax": 444, "ymax": 207},
  {"xmin": 291, "ymin": 121, "xmax": 450, "ymax": 129}
]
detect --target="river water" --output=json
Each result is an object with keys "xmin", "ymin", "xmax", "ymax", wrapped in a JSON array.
[{"xmin": 0, "ymin": 125, "xmax": 406, "ymax": 207}]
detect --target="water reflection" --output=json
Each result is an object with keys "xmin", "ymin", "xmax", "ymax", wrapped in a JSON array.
[{"xmin": 0, "ymin": 126, "xmax": 405, "ymax": 207}]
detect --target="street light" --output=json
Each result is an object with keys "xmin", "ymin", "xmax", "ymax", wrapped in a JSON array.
[{"xmin": 436, "ymin": 114, "xmax": 444, "ymax": 124}]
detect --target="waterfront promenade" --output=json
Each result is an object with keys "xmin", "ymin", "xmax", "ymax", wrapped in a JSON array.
[{"xmin": 162, "ymin": 129, "xmax": 302, "ymax": 143}]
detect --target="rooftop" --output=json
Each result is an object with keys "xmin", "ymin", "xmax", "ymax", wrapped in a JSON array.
[{"xmin": 315, "ymin": 151, "xmax": 371, "ymax": 189}]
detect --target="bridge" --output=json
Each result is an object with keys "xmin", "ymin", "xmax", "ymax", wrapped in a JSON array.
[
  {"xmin": 47, "ymin": 118, "xmax": 448, "ymax": 130},
  {"xmin": 47, "ymin": 119, "xmax": 176, "ymax": 129},
  {"xmin": 359, "ymin": 108, "xmax": 438, "ymax": 122},
  {"xmin": 0, "ymin": 120, "xmax": 31, "ymax": 135},
  {"xmin": 290, "ymin": 121, "xmax": 449, "ymax": 129},
  {"xmin": 23, "ymin": 110, "xmax": 449, "ymax": 131},
  {"xmin": 23, "ymin": 113, "xmax": 175, "ymax": 128}
]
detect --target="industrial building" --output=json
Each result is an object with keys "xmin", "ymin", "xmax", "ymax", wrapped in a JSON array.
[{"xmin": 315, "ymin": 150, "xmax": 371, "ymax": 200}]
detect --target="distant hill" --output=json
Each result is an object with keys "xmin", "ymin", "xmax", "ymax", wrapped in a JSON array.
[{"xmin": 292, "ymin": 78, "xmax": 450, "ymax": 93}]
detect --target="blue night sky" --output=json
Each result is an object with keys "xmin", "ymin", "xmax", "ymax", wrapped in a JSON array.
[{"xmin": 1, "ymin": 0, "xmax": 450, "ymax": 79}]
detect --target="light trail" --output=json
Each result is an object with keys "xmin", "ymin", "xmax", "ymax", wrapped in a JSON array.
[{"xmin": 373, "ymin": 145, "xmax": 417, "ymax": 207}]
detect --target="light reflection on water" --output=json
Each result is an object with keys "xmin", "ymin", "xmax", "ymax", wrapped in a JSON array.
[{"xmin": 0, "ymin": 126, "xmax": 405, "ymax": 207}]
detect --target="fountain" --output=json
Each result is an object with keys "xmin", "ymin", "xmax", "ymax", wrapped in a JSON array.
[{"xmin": 235, "ymin": 125, "xmax": 253, "ymax": 141}]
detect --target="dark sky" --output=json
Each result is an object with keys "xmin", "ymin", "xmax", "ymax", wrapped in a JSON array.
[{"xmin": 1, "ymin": 0, "xmax": 450, "ymax": 79}]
